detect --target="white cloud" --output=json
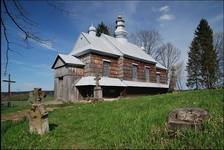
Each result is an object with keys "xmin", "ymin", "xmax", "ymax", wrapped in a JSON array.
[
  {"xmin": 158, "ymin": 14, "xmax": 175, "ymax": 21},
  {"xmin": 159, "ymin": 5, "xmax": 170, "ymax": 13},
  {"xmin": 17, "ymin": 31, "xmax": 58, "ymax": 52},
  {"xmin": 210, "ymin": 13, "xmax": 223, "ymax": 23},
  {"xmin": 33, "ymin": 40, "xmax": 58, "ymax": 52}
]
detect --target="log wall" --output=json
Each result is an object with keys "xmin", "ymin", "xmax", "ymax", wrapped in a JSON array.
[
  {"xmin": 54, "ymin": 66, "xmax": 84, "ymax": 102},
  {"xmin": 53, "ymin": 53, "xmax": 168, "ymax": 102},
  {"xmin": 123, "ymin": 57, "xmax": 157, "ymax": 82},
  {"xmin": 156, "ymin": 68, "xmax": 168, "ymax": 84},
  {"xmin": 79, "ymin": 53, "xmax": 168, "ymax": 83},
  {"xmin": 79, "ymin": 53, "xmax": 119, "ymax": 78}
]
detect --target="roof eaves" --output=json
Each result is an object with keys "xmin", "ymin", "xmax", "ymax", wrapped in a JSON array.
[
  {"xmin": 156, "ymin": 66, "xmax": 168, "ymax": 70},
  {"xmin": 123, "ymin": 54, "xmax": 157, "ymax": 64},
  {"xmin": 74, "ymin": 48, "xmax": 120, "ymax": 58}
]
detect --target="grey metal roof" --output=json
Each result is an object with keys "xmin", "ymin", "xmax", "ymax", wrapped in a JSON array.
[
  {"xmin": 58, "ymin": 54, "xmax": 84, "ymax": 66},
  {"xmin": 74, "ymin": 76, "xmax": 168, "ymax": 88},
  {"xmin": 69, "ymin": 32, "xmax": 167, "ymax": 69}
]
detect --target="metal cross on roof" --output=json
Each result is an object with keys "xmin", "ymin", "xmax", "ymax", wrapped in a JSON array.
[{"xmin": 2, "ymin": 74, "xmax": 16, "ymax": 96}]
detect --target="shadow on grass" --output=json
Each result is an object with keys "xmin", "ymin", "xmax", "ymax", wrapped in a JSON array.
[{"xmin": 49, "ymin": 123, "xmax": 58, "ymax": 131}]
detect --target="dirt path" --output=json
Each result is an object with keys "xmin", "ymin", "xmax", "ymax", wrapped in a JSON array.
[
  {"xmin": 1, "ymin": 101, "xmax": 63, "ymax": 122},
  {"xmin": 1, "ymin": 110, "xmax": 28, "ymax": 122}
]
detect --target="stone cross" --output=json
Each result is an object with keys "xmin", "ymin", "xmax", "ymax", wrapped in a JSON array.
[
  {"xmin": 29, "ymin": 88, "xmax": 46, "ymax": 104},
  {"xmin": 27, "ymin": 88, "xmax": 49, "ymax": 135},
  {"xmin": 94, "ymin": 74, "xmax": 101, "ymax": 87},
  {"xmin": 93, "ymin": 74, "xmax": 103, "ymax": 100},
  {"xmin": 2, "ymin": 74, "xmax": 16, "ymax": 97}
]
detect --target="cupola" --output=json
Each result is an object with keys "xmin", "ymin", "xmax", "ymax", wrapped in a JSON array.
[
  {"xmin": 115, "ymin": 16, "xmax": 128, "ymax": 42},
  {"xmin": 88, "ymin": 24, "xmax": 96, "ymax": 36}
]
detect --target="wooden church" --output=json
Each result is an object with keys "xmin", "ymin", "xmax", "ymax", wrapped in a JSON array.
[{"xmin": 52, "ymin": 16, "xmax": 168, "ymax": 102}]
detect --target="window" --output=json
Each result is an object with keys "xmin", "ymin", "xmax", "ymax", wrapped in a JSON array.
[
  {"xmin": 132, "ymin": 65, "xmax": 137, "ymax": 80},
  {"xmin": 145, "ymin": 67, "xmax": 150, "ymax": 82},
  {"xmin": 103, "ymin": 61, "xmax": 110, "ymax": 77},
  {"xmin": 156, "ymin": 74, "xmax": 160, "ymax": 83}
]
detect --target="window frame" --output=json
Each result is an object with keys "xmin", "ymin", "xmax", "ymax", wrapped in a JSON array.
[
  {"xmin": 145, "ymin": 67, "xmax": 150, "ymax": 82},
  {"xmin": 156, "ymin": 72, "xmax": 160, "ymax": 83},
  {"xmin": 102, "ymin": 61, "xmax": 110, "ymax": 77},
  {"xmin": 131, "ymin": 64, "xmax": 138, "ymax": 81}
]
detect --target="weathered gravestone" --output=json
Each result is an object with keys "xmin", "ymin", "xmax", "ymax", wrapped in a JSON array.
[
  {"xmin": 166, "ymin": 107, "xmax": 209, "ymax": 133},
  {"xmin": 27, "ymin": 88, "xmax": 49, "ymax": 135},
  {"xmin": 93, "ymin": 74, "xmax": 103, "ymax": 101}
]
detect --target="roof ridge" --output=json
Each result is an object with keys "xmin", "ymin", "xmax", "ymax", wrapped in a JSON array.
[
  {"xmin": 81, "ymin": 32, "xmax": 91, "ymax": 44},
  {"xmin": 101, "ymin": 34, "xmax": 124, "ymax": 55}
]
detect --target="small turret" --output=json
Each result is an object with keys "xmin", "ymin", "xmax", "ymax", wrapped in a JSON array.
[
  {"xmin": 115, "ymin": 16, "xmax": 128, "ymax": 42},
  {"xmin": 88, "ymin": 24, "xmax": 96, "ymax": 36}
]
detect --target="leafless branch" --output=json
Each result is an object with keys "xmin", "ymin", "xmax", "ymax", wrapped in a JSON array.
[
  {"xmin": 1, "ymin": 19, "xmax": 10, "ymax": 75},
  {"xmin": 46, "ymin": 1, "xmax": 77, "ymax": 16},
  {"xmin": 130, "ymin": 30, "xmax": 162, "ymax": 57},
  {"xmin": 156, "ymin": 43, "xmax": 181, "ymax": 72},
  {"xmin": 12, "ymin": 0, "xmax": 38, "ymax": 26},
  {"xmin": 214, "ymin": 32, "xmax": 224, "ymax": 87},
  {"xmin": 1, "ymin": 0, "xmax": 51, "ymax": 74}
]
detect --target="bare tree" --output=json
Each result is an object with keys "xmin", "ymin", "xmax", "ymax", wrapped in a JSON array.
[
  {"xmin": 156, "ymin": 43, "xmax": 181, "ymax": 72},
  {"xmin": 214, "ymin": 32, "xmax": 224, "ymax": 87},
  {"xmin": 46, "ymin": 1, "xmax": 77, "ymax": 16},
  {"xmin": 156, "ymin": 43, "xmax": 182, "ymax": 91},
  {"xmin": 1, "ymin": 0, "xmax": 76, "ymax": 75},
  {"xmin": 129, "ymin": 30, "xmax": 162, "ymax": 57},
  {"xmin": 1, "ymin": 0, "xmax": 49, "ymax": 75}
]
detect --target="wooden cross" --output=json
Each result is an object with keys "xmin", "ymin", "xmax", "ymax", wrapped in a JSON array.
[{"xmin": 3, "ymin": 74, "xmax": 16, "ymax": 97}]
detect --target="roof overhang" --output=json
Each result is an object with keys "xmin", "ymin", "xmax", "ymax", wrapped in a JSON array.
[
  {"xmin": 123, "ymin": 54, "xmax": 157, "ymax": 64},
  {"xmin": 74, "ymin": 49, "xmax": 120, "ymax": 58},
  {"xmin": 75, "ymin": 76, "xmax": 126, "ymax": 87},
  {"xmin": 122, "ymin": 80, "xmax": 169, "ymax": 88},
  {"xmin": 52, "ymin": 54, "xmax": 85, "ymax": 69},
  {"xmin": 74, "ymin": 76, "xmax": 169, "ymax": 88}
]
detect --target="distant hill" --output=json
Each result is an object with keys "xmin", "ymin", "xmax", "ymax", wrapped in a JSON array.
[{"xmin": 1, "ymin": 91, "xmax": 54, "ymax": 101}]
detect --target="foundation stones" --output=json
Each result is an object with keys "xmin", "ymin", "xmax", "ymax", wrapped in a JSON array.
[{"xmin": 166, "ymin": 107, "xmax": 209, "ymax": 132}]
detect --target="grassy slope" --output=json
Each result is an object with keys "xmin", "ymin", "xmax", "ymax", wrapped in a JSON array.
[{"xmin": 1, "ymin": 89, "xmax": 224, "ymax": 149}]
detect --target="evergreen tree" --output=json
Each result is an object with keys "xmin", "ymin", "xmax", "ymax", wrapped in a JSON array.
[
  {"xmin": 96, "ymin": 22, "xmax": 111, "ymax": 37},
  {"xmin": 186, "ymin": 38, "xmax": 202, "ymax": 89},
  {"xmin": 187, "ymin": 18, "xmax": 218, "ymax": 89},
  {"xmin": 196, "ymin": 19, "xmax": 218, "ymax": 88}
]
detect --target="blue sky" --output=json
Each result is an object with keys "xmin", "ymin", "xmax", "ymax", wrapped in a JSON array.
[{"xmin": 1, "ymin": 0, "xmax": 223, "ymax": 91}]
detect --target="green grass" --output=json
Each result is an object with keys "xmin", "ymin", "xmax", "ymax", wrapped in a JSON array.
[
  {"xmin": 1, "ymin": 89, "xmax": 224, "ymax": 149},
  {"xmin": 1, "ymin": 96, "xmax": 54, "ymax": 114},
  {"xmin": 1, "ymin": 101, "xmax": 31, "ymax": 114}
]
